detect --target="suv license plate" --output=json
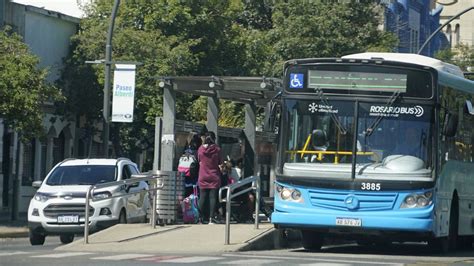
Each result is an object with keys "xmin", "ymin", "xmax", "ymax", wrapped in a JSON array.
[
  {"xmin": 336, "ymin": 217, "xmax": 361, "ymax": 227},
  {"xmin": 57, "ymin": 215, "xmax": 79, "ymax": 223}
]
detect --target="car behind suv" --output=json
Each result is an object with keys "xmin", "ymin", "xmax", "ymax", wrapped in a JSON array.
[{"xmin": 27, "ymin": 158, "xmax": 149, "ymax": 245}]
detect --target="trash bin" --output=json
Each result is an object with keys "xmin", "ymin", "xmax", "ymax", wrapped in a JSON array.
[{"xmin": 155, "ymin": 171, "xmax": 184, "ymax": 224}]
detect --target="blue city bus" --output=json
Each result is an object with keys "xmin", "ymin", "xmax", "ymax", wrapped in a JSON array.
[{"xmin": 269, "ymin": 52, "xmax": 474, "ymax": 252}]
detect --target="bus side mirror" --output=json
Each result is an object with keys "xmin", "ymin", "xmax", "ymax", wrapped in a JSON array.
[
  {"xmin": 442, "ymin": 113, "xmax": 458, "ymax": 137},
  {"xmin": 263, "ymin": 101, "xmax": 279, "ymax": 133}
]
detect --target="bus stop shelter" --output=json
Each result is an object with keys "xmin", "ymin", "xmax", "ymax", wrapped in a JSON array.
[{"xmin": 153, "ymin": 76, "xmax": 281, "ymax": 196}]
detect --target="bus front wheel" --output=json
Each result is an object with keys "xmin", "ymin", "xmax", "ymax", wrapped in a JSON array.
[
  {"xmin": 301, "ymin": 230, "xmax": 323, "ymax": 251},
  {"xmin": 429, "ymin": 197, "xmax": 459, "ymax": 253}
]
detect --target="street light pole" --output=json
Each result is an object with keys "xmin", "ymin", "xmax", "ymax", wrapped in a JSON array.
[
  {"xmin": 417, "ymin": 6, "xmax": 474, "ymax": 55},
  {"xmin": 103, "ymin": 0, "xmax": 121, "ymax": 158}
]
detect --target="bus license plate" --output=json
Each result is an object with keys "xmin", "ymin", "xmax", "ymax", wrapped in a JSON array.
[
  {"xmin": 336, "ymin": 217, "xmax": 361, "ymax": 227},
  {"xmin": 57, "ymin": 215, "xmax": 79, "ymax": 223}
]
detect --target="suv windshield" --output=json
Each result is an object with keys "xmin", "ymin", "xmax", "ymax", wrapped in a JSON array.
[{"xmin": 46, "ymin": 165, "xmax": 117, "ymax": 186}]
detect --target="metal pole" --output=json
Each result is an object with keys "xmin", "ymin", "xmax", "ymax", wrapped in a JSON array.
[
  {"xmin": 102, "ymin": 0, "xmax": 121, "ymax": 158},
  {"xmin": 84, "ymin": 185, "xmax": 92, "ymax": 244},
  {"xmin": 225, "ymin": 188, "xmax": 231, "ymax": 245},
  {"xmin": 152, "ymin": 178, "xmax": 157, "ymax": 229},
  {"xmin": 254, "ymin": 178, "xmax": 260, "ymax": 230},
  {"xmin": 417, "ymin": 6, "xmax": 474, "ymax": 55},
  {"xmin": 152, "ymin": 117, "xmax": 162, "ymax": 171},
  {"xmin": 11, "ymin": 133, "xmax": 20, "ymax": 221}
]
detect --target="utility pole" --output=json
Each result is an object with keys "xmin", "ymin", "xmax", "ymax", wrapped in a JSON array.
[
  {"xmin": 102, "ymin": 0, "xmax": 121, "ymax": 158},
  {"xmin": 418, "ymin": 6, "xmax": 474, "ymax": 55}
]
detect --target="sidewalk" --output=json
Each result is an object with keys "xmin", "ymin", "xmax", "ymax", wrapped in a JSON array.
[
  {"xmin": 58, "ymin": 222, "xmax": 276, "ymax": 254},
  {"xmin": 0, "ymin": 213, "xmax": 278, "ymax": 254},
  {"xmin": 0, "ymin": 212, "xmax": 29, "ymax": 238}
]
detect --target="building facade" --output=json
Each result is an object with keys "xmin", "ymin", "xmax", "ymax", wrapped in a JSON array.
[
  {"xmin": 1, "ymin": 1, "xmax": 80, "ymax": 215},
  {"xmin": 383, "ymin": 0, "xmax": 443, "ymax": 56},
  {"xmin": 437, "ymin": 0, "xmax": 474, "ymax": 48}
]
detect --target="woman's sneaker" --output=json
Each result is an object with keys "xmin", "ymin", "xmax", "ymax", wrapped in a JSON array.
[{"xmin": 209, "ymin": 216, "xmax": 222, "ymax": 224}]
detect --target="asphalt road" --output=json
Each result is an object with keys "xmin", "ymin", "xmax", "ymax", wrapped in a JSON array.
[{"xmin": 1, "ymin": 237, "xmax": 474, "ymax": 265}]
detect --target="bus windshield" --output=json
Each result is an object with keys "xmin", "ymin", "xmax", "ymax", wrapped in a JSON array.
[{"xmin": 283, "ymin": 99, "xmax": 433, "ymax": 180}]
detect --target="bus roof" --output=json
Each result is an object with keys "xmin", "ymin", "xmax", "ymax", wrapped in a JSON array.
[{"xmin": 342, "ymin": 52, "xmax": 465, "ymax": 78}]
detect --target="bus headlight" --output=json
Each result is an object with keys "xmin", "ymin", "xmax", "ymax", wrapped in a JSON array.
[
  {"xmin": 291, "ymin": 190, "xmax": 301, "ymax": 201},
  {"xmin": 400, "ymin": 191, "xmax": 433, "ymax": 209},
  {"xmin": 276, "ymin": 184, "xmax": 304, "ymax": 203},
  {"xmin": 276, "ymin": 184, "xmax": 283, "ymax": 193},
  {"xmin": 281, "ymin": 188, "xmax": 292, "ymax": 200}
]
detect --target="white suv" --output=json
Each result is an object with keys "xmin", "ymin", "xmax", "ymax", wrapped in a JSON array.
[{"xmin": 27, "ymin": 158, "xmax": 149, "ymax": 245}]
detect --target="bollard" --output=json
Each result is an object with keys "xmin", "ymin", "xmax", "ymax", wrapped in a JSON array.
[{"xmin": 84, "ymin": 185, "xmax": 92, "ymax": 244}]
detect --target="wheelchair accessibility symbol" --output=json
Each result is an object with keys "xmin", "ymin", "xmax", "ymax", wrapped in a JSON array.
[{"xmin": 289, "ymin": 73, "xmax": 304, "ymax": 89}]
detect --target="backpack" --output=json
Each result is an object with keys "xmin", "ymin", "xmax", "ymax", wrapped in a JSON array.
[
  {"xmin": 181, "ymin": 186, "xmax": 199, "ymax": 224},
  {"xmin": 178, "ymin": 153, "xmax": 198, "ymax": 177}
]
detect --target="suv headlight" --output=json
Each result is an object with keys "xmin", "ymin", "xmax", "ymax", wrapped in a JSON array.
[
  {"xmin": 34, "ymin": 192, "xmax": 50, "ymax": 203},
  {"xmin": 93, "ymin": 191, "xmax": 112, "ymax": 200},
  {"xmin": 400, "ymin": 191, "xmax": 433, "ymax": 209}
]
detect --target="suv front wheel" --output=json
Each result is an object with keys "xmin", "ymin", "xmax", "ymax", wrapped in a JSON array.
[
  {"xmin": 118, "ymin": 209, "xmax": 127, "ymax": 224},
  {"xmin": 29, "ymin": 229, "xmax": 45, "ymax": 245},
  {"xmin": 59, "ymin": 234, "xmax": 75, "ymax": 244}
]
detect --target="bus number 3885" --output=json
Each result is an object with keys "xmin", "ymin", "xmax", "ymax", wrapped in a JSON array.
[{"xmin": 361, "ymin": 182, "xmax": 381, "ymax": 191}]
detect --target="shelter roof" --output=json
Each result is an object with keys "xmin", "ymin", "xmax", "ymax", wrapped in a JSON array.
[{"xmin": 159, "ymin": 76, "xmax": 283, "ymax": 106}]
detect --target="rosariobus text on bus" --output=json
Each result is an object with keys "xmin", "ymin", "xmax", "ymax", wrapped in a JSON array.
[{"xmin": 267, "ymin": 52, "xmax": 474, "ymax": 253}]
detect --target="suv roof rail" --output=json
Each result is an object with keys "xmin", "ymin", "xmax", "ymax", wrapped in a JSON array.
[{"xmin": 117, "ymin": 157, "xmax": 131, "ymax": 162}]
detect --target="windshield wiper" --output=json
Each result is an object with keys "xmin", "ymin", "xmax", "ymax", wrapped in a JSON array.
[
  {"xmin": 364, "ymin": 90, "xmax": 401, "ymax": 136},
  {"xmin": 314, "ymin": 88, "xmax": 347, "ymax": 135}
]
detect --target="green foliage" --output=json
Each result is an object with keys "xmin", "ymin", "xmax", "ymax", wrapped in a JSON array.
[
  {"xmin": 435, "ymin": 44, "xmax": 474, "ymax": 81},
  {"xmin": 0, "ymin": 27, "xmax": 64, "ymax": 140},
  {"xmin": 264, "ymin": 1, "xmax": 397, "ymax": 76},
  {"xmin": 435, "ymin": 44, "xmax": 474, "ymax": 75}
]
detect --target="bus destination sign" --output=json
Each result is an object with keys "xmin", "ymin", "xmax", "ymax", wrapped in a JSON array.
[{"xmin": 308, "ymin": 70, "xmax": 407, "ymax": 92}]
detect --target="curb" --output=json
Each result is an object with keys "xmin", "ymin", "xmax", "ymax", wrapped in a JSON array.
[
  {"xmin": 0, "ymin": 226, "xmax": 29, "ymax": 238},
  {"xmin": 237, "ymin": 227, "xmax": 276, "ymax": 251},
  {"xmin": 0, "ymin": 230, "xmax": 29, "ymax": 238}
]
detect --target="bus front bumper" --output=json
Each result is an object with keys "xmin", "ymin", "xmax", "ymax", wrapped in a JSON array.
[{"xmin": 271, "ymin": 207, "xmax": 434, "ymax": 233}]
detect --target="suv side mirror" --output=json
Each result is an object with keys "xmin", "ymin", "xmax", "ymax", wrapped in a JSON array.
[
  {"xmin": 442, "ymin": 112, "xmax": 458, "ymax": 137},
  {"xmin": 32, "ymin": 180, "xmax": 42, "ymax": 188}
]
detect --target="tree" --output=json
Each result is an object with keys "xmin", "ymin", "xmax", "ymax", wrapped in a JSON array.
[
  {"xmin": 435, "ymin": 44, "xmax": 474, "ymax": 79},
  {"xmin": 263, "ymin": 1, "xmax": 397, "ymax": 76},
  {"xmin": 0, "ymin": 27, "xmax": 64, "ymax": 140}
]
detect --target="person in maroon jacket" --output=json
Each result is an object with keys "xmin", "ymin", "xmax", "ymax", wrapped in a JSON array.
[{"xmin": 197, "ymin": 131, "xmax": 222, "ymax": 224}]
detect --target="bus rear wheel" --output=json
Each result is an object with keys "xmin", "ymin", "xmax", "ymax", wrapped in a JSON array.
[{"xmin": 301, "ymin": 230, "xmax": 323, "ymax": 251}]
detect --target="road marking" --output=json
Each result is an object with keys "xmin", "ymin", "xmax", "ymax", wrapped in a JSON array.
[
  {"xmin": 159, "ymin": 256, "xmax": 222, "ymax": 263},
  {"xmin": 91, "ymin": 253, "xmax": 154, "ymax": 260},
  {"xmin": 31, "ymin": 252, "xmax": 93, "ymax": 258},
  {"xmin": 220, "ymin": 258, "xmax": 279, "ymax": 265},
  {"xmin": 300, "ymin": 262, "xmax": 362, "ymax": 266},
  {"xmin": 222, "ymin": 254, "xmax": 401, "ymax": 265},
  {"xmin": 136, "ymin": 255, "xmax": 183, "ymax": 262},
  {"xmin": 0, "ymin": 251, "xmax": 32, "ymax": 256}
]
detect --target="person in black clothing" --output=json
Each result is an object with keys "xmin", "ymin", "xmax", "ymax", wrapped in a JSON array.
[{"xmin": 180, "ymin": 132, "xmax": 202, "ymax": 197}]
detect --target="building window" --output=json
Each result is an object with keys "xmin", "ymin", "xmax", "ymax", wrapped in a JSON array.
[
  {"xmin": 53, "ymin": 131, "xmax": 65, "ymax": 166},
  {"xmin": 22, "ymin": 139, "xmax": 35, "ymax": 186},
  {"xmin": 454, "ymin": 24, "xmax": 460, "ymax": 46},
  {"xmin": 446, "ymin": 24, "xmax": 452, "ymax": 48}
]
